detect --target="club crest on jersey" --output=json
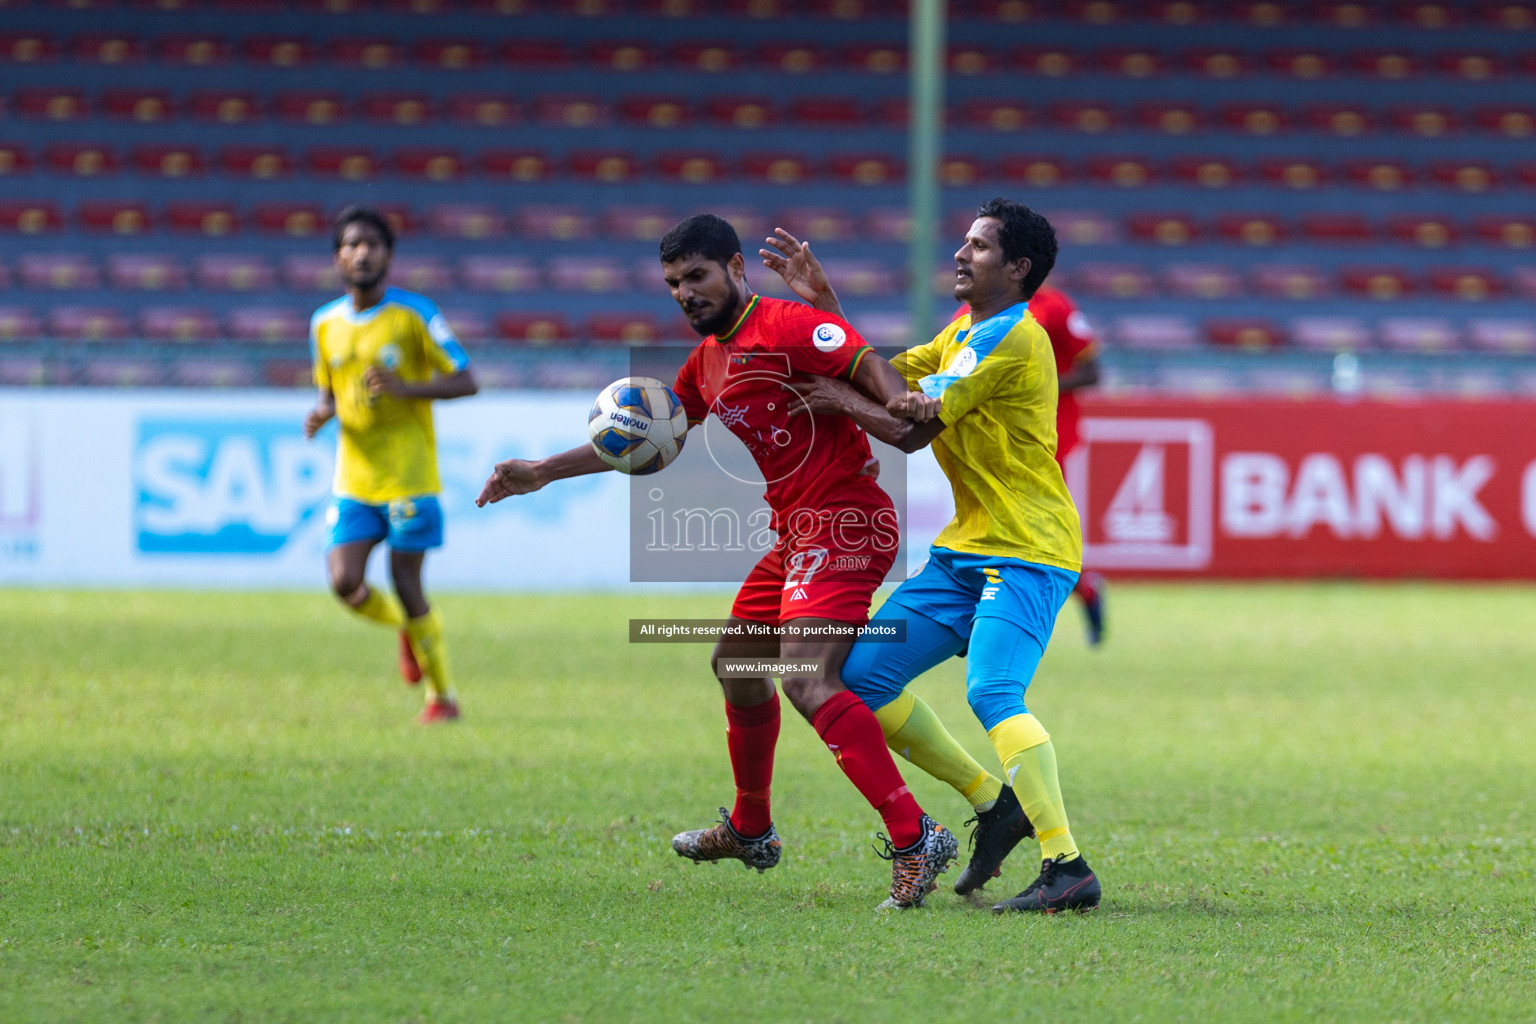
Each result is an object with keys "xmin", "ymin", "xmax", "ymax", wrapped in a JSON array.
[
  {"xmin": 946, "ymin": 347, "xmax": 978, "ymax": 378},
  {"xmin": 812, "ymin": 323, "xmax": 846, "ymax": 352},
  {"xmin": 377, "ymin": 343, "xmax": 403, "ymax": 370}
]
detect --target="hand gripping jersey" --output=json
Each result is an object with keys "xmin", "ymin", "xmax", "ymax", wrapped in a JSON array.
[
  {"xmin": 310, "ymin": 287, "xmax": 470, "ymax": 504},
  {"xmin": 895, "ymin": 302, "xmax": 1082, "ymax": 573}
]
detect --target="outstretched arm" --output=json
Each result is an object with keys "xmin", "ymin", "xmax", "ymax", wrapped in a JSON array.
[
  {"xmin": 790, "ymin": 369, "xmax": 946, "ymax": 454},
  {"xmin": 760, "ymin": 228, "xmax": 844, "ymax": 318},
  {"xmin": 476, "ymin": 443, "xmax": 611, "ymax": 506}
]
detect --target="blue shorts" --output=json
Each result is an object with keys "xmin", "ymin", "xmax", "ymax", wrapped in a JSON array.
[
  {"xmin": 890, "ymin": 546, "xmax": 1078, "ymax": 643},
  {"xmin": 325, "ymin": 495, "xmax": 444, "ymax": 552}
]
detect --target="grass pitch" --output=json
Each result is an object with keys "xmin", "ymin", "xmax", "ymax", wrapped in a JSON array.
[{"xmin": 2, "ymin": 584, "xmax": 1535, "ymax": 1023}]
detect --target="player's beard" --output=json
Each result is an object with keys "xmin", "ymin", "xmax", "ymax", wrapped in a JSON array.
[
  {"xmin": 349, "ymin": 268, "xmax": 387, "ymax": 292},
  {"xmin": 684, "ymin": 288, "xmax": 744, "ymax": 338}
]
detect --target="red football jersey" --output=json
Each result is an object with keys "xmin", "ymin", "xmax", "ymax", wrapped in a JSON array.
[{"xmin": 672, "ymin": 295, "xmax": 887, "ymax": 526}]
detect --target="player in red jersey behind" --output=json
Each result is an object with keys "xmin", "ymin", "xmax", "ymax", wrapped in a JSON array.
[{"xmin": 477, "ymin": 215, "xmax": 957, "ymax": 909}]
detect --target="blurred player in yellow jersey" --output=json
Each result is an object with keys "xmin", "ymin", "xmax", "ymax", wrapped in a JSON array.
[{"xmin": 303, "ymin": 206, "xmax": 478, "ymax": 723}]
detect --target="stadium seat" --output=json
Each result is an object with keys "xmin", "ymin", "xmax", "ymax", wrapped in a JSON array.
[
  {"xmin": 998, "ymin": 155, "xmax": 1070, "ymax": 186},
  {"xmin": 1429, "ymin": 162, "xmax": 1498, "ymax": 192},
  {"xmin": 1344, "ymin": 160, "xmax": 1414, "ymax": 190},
  {"xmin": 1427, "ymin": 267, "xmax": 1503, "ymax": 301},
  {"xmin": 282, "ymin": 255, "xmax": 342, "ymax": 293},
  {"xmin": 619, "ymin": 96, "xmax": 690, "ymax": 129},
  {"xmin": 864, "ymin": 208, "xmax": 911, "ymax": 243},
  {"xmin": 514, "ymin": 205, "xmax": 594, "ymax": 240},
  {"xmin": 496, "ymin": 312, "xmax": 573, "ymax": 345},
  {"xmin": 329, "ymin": 37, "xmax": 403, "ymax": 69},
  {"xmin": 0, "ymin": 307, "xmax": 43, "ymax": 341},
  {"xmin": 448, "ymin": 94, "xmax": 518, "ymax": 126},
  {"xmin": 590, "ymin": 313, "xmax": 664, "ymax": 346},
  {"xmin": 189, "ymin": 91, "xmax": 258, "ymax": 124},
  {"xmin": 844, "ymin": 43, "xmax": 905, "ymax": 74},
  {"xmin": 1389, "ymin": 214, "xmax": 1459, "ymax": 248},
  {"xmin": 788, "ymin": 97, "xmax": 865, "ymax": 129},
  {"xmin": 0, "ymin": 143, "xmax": 31, "ymax": 176},
  {"xmin": 108, "ymin": 254, "xmax": 187, "ymax": 291},
  {"xmin": 1516, "ymin": 163, "xmax": 1536, "ymax": 188},
  {"xmin": 1099, "ymin": 47, "xmax": 1164, "ymax": 77},
  {"xmin": 960, "ymin": 100, "xmax": 1031, "ymax": 132},
  {"xmin": 165, "ymin": 202, "xmax": 238, "ymax": 237},
  {"xmin": 673, "ymin": 41, "xmax": 740, "ymax": 73},
  {"xmin": 416, "ymin": 38, "xmax": 487, "ymax": 70},
  {"xmin": 1253, "ymin": 263, "xmax": 1331, "ymax": 300},
  {"xmin": 20, "ymin": 254, "xmax": 100, "ymax": 291},
  {"xmin": 759, "ymin": 43, "xmax": 824, "ymax": 74},
  {"xmin": 743, "ymin": 153, "xmax": 812, "ymax": 185},
  {"xmin": 1474, "ymin": 106, "xmax": 1535, "ymax": 138},
  {"xmin": 1052, "ymin": 101, "xmax": 1118, "ymax": 133},
  {"xmin": 133, "ymin": 145, "xmax": 205, "ymax": 178},
  {"xmin": 141, "ymin": 307, "xmax": 219, "ymax": 342},
  {"xmin": 1258, "ymin": 157, "xmax": 1329, "ymax": 189},
  {"xmin": 1300, "ymin": 213, "xmax": 1374, "ymax": 243},
  {"xmin": 1087, "ymin": 155, "xmax": 1157, "ymax": 188},
  {"xmin": 1474, "ymin": 216, "xmax": 1536, "ymax": 248},
  {"xmin": 568, "ymin": 151, "xmax": 639, "ymax": 183},
  {"xmin": 1126, "ymin": 213, "xmax": 1199, "ymax": 245},
  {"xmin": 1215, "ymin": 213, "xmax": 1284, "ymax": 246},
  {"xmin": 79, "ymin": 358, "xmax": 163, "ymax": 386},
  {"xmin": 0, "ymin": 200, "xmax": 64, "ymax": 236},
  {"xmin": 602, "ymin": 207, "xmax": 673, "ymax": 241},
  {"xmin": 1009, "ymin": 46, "xmax": 1076, "ymax": 75},
  {"xmin": 656, "ymin": 151, "xmax": 724, "ymax": 183},
  {"xmin": 534, "ymin": 95, "xmax": 608, "ymax": 127},
  {"xmin": 1398, "ymin": 2, "xmax": 1461, "ymax": 28},
  {"xmin": 1050, "ymin": 210, "xmax": 1119, "ymax": 245},
  {"xmin": 221, "ymin": 146, "xmax": 292, "ymax": 179},
  {"xmin": 482, "ymin": 149, "xmax": 551, "ymax": 182},
  {"xmin": 1352, "ymin": 51, "xmax": 1417, "ymax": 79},
  {"xmin": 707, "ymin": 97, "xmax": 777, "ymax": 129},
  {"xmin": 1378, "ymin": 317, "xmax": 1460, "ymax": 353},
  {"xmin": 773, "ymin": 207, "xmax": 856, "ymax": 242},
  {"xmin": 196, "ymin": 255, "xmax": 276, "ymax": 291},
  {"xmin": 0, "ymin": 33, "xmax": 57, "ymax": 63},
  {"xmin": 361, "ymin": 94, "xmax": 435, "ymax": 126},
  {"xmin": 102, "ymin": 90, "xmax": 174, "ymax": 123},
  {"xmin": 937, "ymin": 155, "xmax": 985, "ymax": 187},
  {"xmin": 72, "ymin": 34, "xmax": 145, "ymax": 64},
  {"xmin": 1136, "ymin": 102, "xmax": 1204, "ymax": 135},
  {"xmin": 1108, "ymin": 314, "xmax": 1200, "ymax": 351},
  {"xmin": 78, "ymin": 201, "xmax": 152, "ymax": 236},
  {"xmin": 46, "ymin": 144, "xmax": 118, "ymax": 177},
  {"xmin": 1207, "ymin": 319, "xmax": 1284, "ymax": 350},
  {"xmin": 1172, "ymin": 157, "xmax": 1241, "ymax": 188},
  {"xmin": 502, "ymin": 39, "xmax": 575, "ymax": 68},
  {"xmin": 274, "ymin": 92, "xmax": 346, "ymax": 125},
  {"xmin": 1290, "ymin": 316, "xmax": 1372, "ymax": 352},
  {"xmin": 1392, "ymin": 107, "xmax": 1459, "ymax": 138},
  {"xmin": 589, "ymin": 40, "xmax": 656, "ymax": 71},
  {"xmin": 1220, "ymin": 103, "xmax": 1288, "ymax": 135},
  {"xmin": 1306, "ymin": 105, "xmax": 1375, "ymax": 137},
  {"xmin": 949, "ymin": 44, "xmax": 998, "ymax": 76},
  {"xmin": 1166, "ymin": 263, "xmax": 1244, "ymax": 299},
  {"xmin": 1340, "ymin": 266, "xmax": 1414, "ymax": 300},
  {"xmin": 440, "ymin": 311, "xmax": 491, "ymax": 344},
  {"xmin": 157, "ymin": 34, "xmax": 231, "ymax": 65},
  {"xmin": 821, "ymin": 260, "xmax": 900, "ymax": 297},
  {"xmin": 1467, "ymin": 318, "xmax": 1536, "ymax": 354},
  {"xmin": 396, "ymin": 148, "xmax": 466, "ymax": 181},
  {"xmin": 308, "ymin": 147, "xmax": 380, "ymax": 181},
  {"xmin": 1514, "ymin": 266, "xmax": 1536, "ymax": 299},
  {"xmin": 1267, "ymin": 49, "xmax": 1335, "ymax": 78},
  {"xmin": 229, "ymin": 306, "xmax": 307, "ymax": 342},
  {"xmin": 1438, "ymin": 51, "xmax": 1502, "ymax": 80},
  {"xmin": 0, "ymin": 356, "xmax": 49, "ymax": 386},
  {"xmin": 168, "ymin": 359, "xmax": 258, "ymax": 387},
  {"xmin": 244, "ymin": 37, "xmax": 315, "ymax": 67},
  {"xmin": 262, "ymin": 358, "xmax": 312, "ymax": 387},
  {"xmin": 429, "ymin": 204, "xmax": 504, "ymax": 239},
  {"xmin": 460, "ymin": 256, "xmax": 540, "ymax": 292},
  {"xmin": 1076, "ymin": 262, "xmax": 1155, "ymax": 298},
  {"xmin": 49, "ymin": 306, "xmax": 130, "ymax": 341},
  {"xmin": 829, "ymin": 154, "xmax": 901, "ymax": 186},
  {"xmin": 550, "ymin": 257, "xmax": 631, "ymax": 293},
  {"xmin": 390, "ymin": 256, "xmax": 453, "ymax": 294},
  {"xmin": 1186, "ymin": 49, "xmax": 1251, "ymax": 78}
]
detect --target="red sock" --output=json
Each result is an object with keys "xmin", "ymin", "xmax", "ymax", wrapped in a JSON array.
[
  {"xmin": 810, "ymin": 690, "xmax": 924, "ymax": 848},
  {"xmin": 1075, "ymin": 572, "xmax": 1100, "ymax": 602},
  {"xmin": 724, "ymin": 693, "xmax": 780, "ymax": 838}
]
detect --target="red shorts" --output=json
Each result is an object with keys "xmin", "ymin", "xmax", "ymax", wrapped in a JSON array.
[{"xmin": 730, "ymin": 504, "xmax": 899, "ymax": 626}]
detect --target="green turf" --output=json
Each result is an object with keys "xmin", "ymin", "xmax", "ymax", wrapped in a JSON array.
[{"xmin": 2, "ymin": 585, "xmax": 1534, "ymax": 1023}]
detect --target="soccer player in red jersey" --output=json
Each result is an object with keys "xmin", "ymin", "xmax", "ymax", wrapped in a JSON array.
[{"xmin": 476, "ymin": 215, "xmax": 957, "ymax": 909}]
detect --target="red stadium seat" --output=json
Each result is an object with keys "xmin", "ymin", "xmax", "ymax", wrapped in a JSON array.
[
  {"xmin": 590, "ymin": 313, "xmax": 663, "ymax": 346},
  {"xmin": 360, "ymin": 94, "xmax": 435, "ymax": 126},
  {"xmin": 283, "ymin": 255, "xmax": 342, "ymax": 293},
  {"xmin": 417, "ymin": 39, "xmax": 487, "ymax": 70},
  {"xmin": 999, "ymin": 155, "xmax": 1071, "ymax": 186},
  {"xmin": 1427, "ymin": 267, "xmax": 1504, "ymax": 301},
  {"xmin": 603, "ymin": 207, "xmax": 673, "ymax": 241},
  {"xmin": 1344, "ymin": 160, "xmax": 1414, "ymax": 191},
  {"xmin": 46, "ymin": 143, "xmax": 118, "ymax": 177},
  {"xmin": 0, "ymin": 143, "xmax": 31, "ymax": 176},
  {"xmin": 938, "ymin": 155, "xmax": 986, "ymax": 188},
  {"xmin": 656, "ymin": 151, "xmax": 724, "ymax": 183},
  {"xmin": 533, "ymin": 95, "xmax": 607, "ymax": 128},
  {"xmin": 1474, "ymin": 216, "xmax": 1536, "ymax": 248},
  {"xmin": 72, "ymin": 34, "xmax": 145, "ymax": 64},
  {"xmin": 1013, "ymin": 47, "xmax": 1079, "ymax": 76},
  {"xmin": 1051, "ymin": 210, "xmax": 1120, "ymax": 245},
  {"xmin": 1467, "ymin": 319, "xmax": 1536, "ymax": 354},
  {"xmin": 20, "ymin": 254, "xmax": 99, "ymax": 290},
  {"xmin": 252, "ymin": 204, "xmax": 325, "ymax": 237},
  {"xmin": 1301, "ymin": 213, "xmax": 1375, "ymax": 243},
  {"xmin": 390, "ymin": 257, "xmax": 453, "ymax": 294},
  {"xmin": 196, "ymin": 255, "xmax": 276, "ymax": 291},
  {"xmin": 773, "ymin": 207, "xmax": 856, "ymax": 242},
  {"xmin": 275, "ymin": 92, "xmax": 346, "ymax": 125},
  {"xmin": 448, "ymin": 94, "xmax": 519, "ymax": 126},
  {"xmin": 1378, "ymin": 317, "xmax": 1459, "ymax": 353},
  {"xmin": 461, "ymin": 256, "xmax": 540, "ymax": 293},
  {"xmin": 49, "ymin": 306, "xmax": 130, "ymax": 341},
  {"xmin": 1172, "ymin": 157, "xmax": 1242, "ymax": 188},
  {"xmin": 1429, "ymin": 162, "xmax": 1498, "ymax": 192},
  {"xmin": 0, "ymin": 33, "xmax": 57, "ymax": 63},
  {"xmin": 759, "ymin": 43, "xmax": 823, "ymax": 74},
  {"xmin": 1052, "ymin": 101, "xmax": 1118, "ymax": 133},
  {"xmin": 619, "ymin": 96, "xmax": 690, "ymax": 129},
  {"xmin": 707, "ymin": 96, "xmax": 776, "ymax": 129},
  {"xmin": 717, "ymin": 208, "xmax": 770, "ymax": 242},
  {"xmin": 1253, "ymin": 263, "xmax": 1331, "ymax": 300},
  {"xmin": 1392, "ymin": 107, "xmax": 1459, "ymax": 138},
  {"xmin": 109, "ymin": 255, "xmax": 187, "ymax": 291},
  {"xmin": 1352, "ymin": 50, "xmax": 1417, "ymax": 79},
  {"xmin": 429, "ymin": 204, "xmax": 504, "ymax": 239},
  {"xmin": 1185, "ymin": 49, "xmax": 1250, "ymax": 77},
  {"xmin": 102, "ymin": 90, "xmax": 174, "ymax": 122},
  {"xmin": 1515, "ymin": 267, "xmax": 1536, "ymax": 299},
  {"xmin": 550, "ymin": 257, "xmax": 630, "ymax": 293},
  {"xmin": 1388, "ymin": 214, "xmax": 1459, "ymax": 248},
  {"xmin": 1396, "ymin": 2, "xmax": 1461, "ymax": 28},
  {"xmin": 1306, "ymin": 105, "xmax": 1375, "ymax": 137},
  {"xmin": 165, "ymin": 202, "xmax": 238, "ymax": 237},
  {"xmin": 589, "ymin": 40, "xmax": 656, "ymax": 71},
  {"xmin": 142, "ymin": 307, "xmax": 219, "ymax": 342},
  {"xmin": 221, "ymin": 146, "xmax": 291, "ymax": 179},
  {"xmin": 1099, "ymin": 48, "xmax": 1164, "ymax": 77},
  {"xmin": 829, "ymin": 154, "xmax": 901, "ymax": 186},
  {"xmin": 157, "ymin": 35, "xmax": 230, "ymax": 66},
  {"xmin": 78, "ymin": 201, "xmax": 151, "ymax": 235},
  {"xmin": 1484, "ymin": 3, "xmax": 1536, "ymax": 30},
  {"xmin": 1217, "ymin": 213, "xmax": 1285, "ymax": 246},
  {"xmin": 1064, "ymin": 0, "xmax": 1128, "ymax": 24},
  {"xmin": 231, "ymin": 308, "xmax": 308, "ymax": 344},
  {"xmin": 169, "ymin": 360, "xmax": 259, "ymax": 387},
  {"xmin": 396, "ymin": 148, "xmax": 466, "ymax": 181},
  {"xmin": 789, "ymin": 98, "xmax": 865, "ymax": 128},
  {"xmin": 0, "ymin": 201, "xmax": 63, "ymax": 235},
  {"xmin": 496, "ymin": 313, "xmax": 573, "ymax": 346},
  {"xmin": 1290, "ymin": 316, "xmax": 1372, "ymax": 352},
  {"xmin": 672, "ymin": 41, "xmax": 740, "ymax": 73},
  {"xmin": 1267, "ymin": 49, "xmax": 1336, "ymax": 78},
  {"xmin": 743, "ymin": 153, "xmax": 812, "ymax": 185},
  {"xmin": 308, "ymin": 147, "xmax": 380, "ymax": 181},
  {"xmin": 502, "ymin": 40, "xmax": 575, "ymax": 68},
  {"xmin": 244, "ymin": 37, "xmax": 314, "ymax": 67},
  {"xmin": 568, "ymin": 151, "xmax": 639, "ymax": 183},
  {"xmin": 329, "ymin": 37, "xmax": 403, "ymax": 69},
  {"xmin": 1438, "ymin": 51, "xmax": 1503, "ymax": 79},
  {"xmin": 0, "ymin": 308, "xmax": 44, "ymax": 341},
  {"xmin": 1254, "ymin": 157, "xmax": 1325, "ymax": 190},
  {"xmin": 189, "ymin": 91, "xmax": 259, "ymax": 124},
  {"xmin": 1076, "ymin": 263, "xmax": 1155, "ymax": 299},
  {"xmin": 1149, "ymin": 2, "xmax": 1208, "ymax": 25},
  {"xmin": 15, "ymin": 88, "xmax": 87, "ymax": 121},
  {"xmin": 874, "ymin": 98, "xmax": 910, "ymax": 128},
  {"xmin": 843, "ymin": 43, "xmax": 905, "ymax": 74},
  {"xmin": 514, "ymin": 206, "xmax": 594, "ymax": 240},
  {"xmin": 1207, "ymin": 319, "xmax": 1284, "ymax": 350},
  {"xmin": 1136, "ymin": 102, "xmax": 1204, "ymax": 135},
  {"xmin": 1087, "ymin": 155, "xmax": 1158, "ymax": 188},
  {"xmin": 1126, "ymin": 212, "xmax": 1199, "ymax": 245},
  {"xmin": 960, "ymin": 100, "xmax": 1032, "ymax": 132},
  {"xmin": 1109, "ymin": 314, "xmax": 1200, "ymax": 351},
  {"xmin": 133, "ymin": 145, "xmax": 205, "ymax": 178},
  {"xmin": 1341, "ymin": 266, "xmax": 1414, "ymax": 300},
  {"xmin": 78, "ymin": 358, "xmax": 163, "ymax": 386},
  {"xmin": 1166, "ymin": 263, "xmax": 1244, "ymax": 299},
  {"xmin": 1220, "ymin": 103, "xmax": 1288, "ymax": 135},
  {"xmin": 1516, "ymin": 163, "xmax": 1536, "ymax": 188},
  {"xmin": 948, "ymin": 45, "xmax": 998, "ymax": 76},
  {"xmin": 439, "ymin": 311, "xmax": 490, "ymax": 344},
  {"xmin": 1475, "ymin": 106, "xmax": 1536, "ymax": 138},
  {"xmin": 864, "ymin": 208, "xmax": 911, "ymax": 242},
  {"xmin": 482, "ymin": 149, "xmax": 552, "ymax": 181}
]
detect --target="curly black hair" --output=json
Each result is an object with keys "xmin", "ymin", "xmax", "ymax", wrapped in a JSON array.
[
  {"xmin": 332, "ymin": 205, "xmax": 395, "ymax": 252},
  {"xmin": 659, "ymin": 213, "xmax": 741, "ymax": 268},
  {"xmin": 975, "ymin": 198, "xmax": 1057, "ymax": 299}
]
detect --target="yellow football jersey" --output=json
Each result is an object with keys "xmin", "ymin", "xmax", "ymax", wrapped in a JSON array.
[
  {"xmin": 892, "ymin": 302, "xmax": 1082, "ymax": 572},
  {"xmin": 310, "ymin": 288, "xmax": 470, "ymax": 504}
]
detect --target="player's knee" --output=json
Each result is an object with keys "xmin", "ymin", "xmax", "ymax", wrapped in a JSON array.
[
  {"xmin": 840, "ymin": 643, "xmax": 903, "ymax": 712},
  {"xmin": 966, "ymin": 675, "xmax": 1026, "ymax": 732},
  {"xmin": 329, "ymin": 569, "xmax": 365, "ymax": 601}
]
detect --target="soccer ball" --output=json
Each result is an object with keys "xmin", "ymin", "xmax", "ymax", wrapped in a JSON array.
[{"xmin": 587, "ymin": 376, "xmax": 688, "ymax": 475}]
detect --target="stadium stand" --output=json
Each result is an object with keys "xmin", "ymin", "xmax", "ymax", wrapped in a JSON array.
[{"xmin": 1, "ymin": 0, "xmax": 1535, "ymax": 393}]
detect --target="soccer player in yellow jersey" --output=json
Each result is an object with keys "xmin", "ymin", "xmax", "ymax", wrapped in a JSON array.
[
  {"xmin": 765, "ymin": 198, "xmax": 1100, "ymax": 912},
  {"xmin": 303, "ymin": 206, "xmax": 478, "ymax": 724}
]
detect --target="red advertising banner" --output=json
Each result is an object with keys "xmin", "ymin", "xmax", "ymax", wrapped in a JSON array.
[{"xmin": 1067, "ymin": 398, "xmax": 1536, "ymax": 579}]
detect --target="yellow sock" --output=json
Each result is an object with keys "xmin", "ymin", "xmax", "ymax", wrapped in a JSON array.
[
  {"xmin": 405, "ymin": 611, "xmax": 453, "ymax": 703},
  {"xmin": 874, "ymin": 689, "xmax": 1004, "ymax": 810},
  {"xmin": 348, "ymin": 585, "xmax": 404, "ymax": 629},
  {"xmin": 987, "ymin": 713, "xmax": 1079, "ymax": 863}
]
